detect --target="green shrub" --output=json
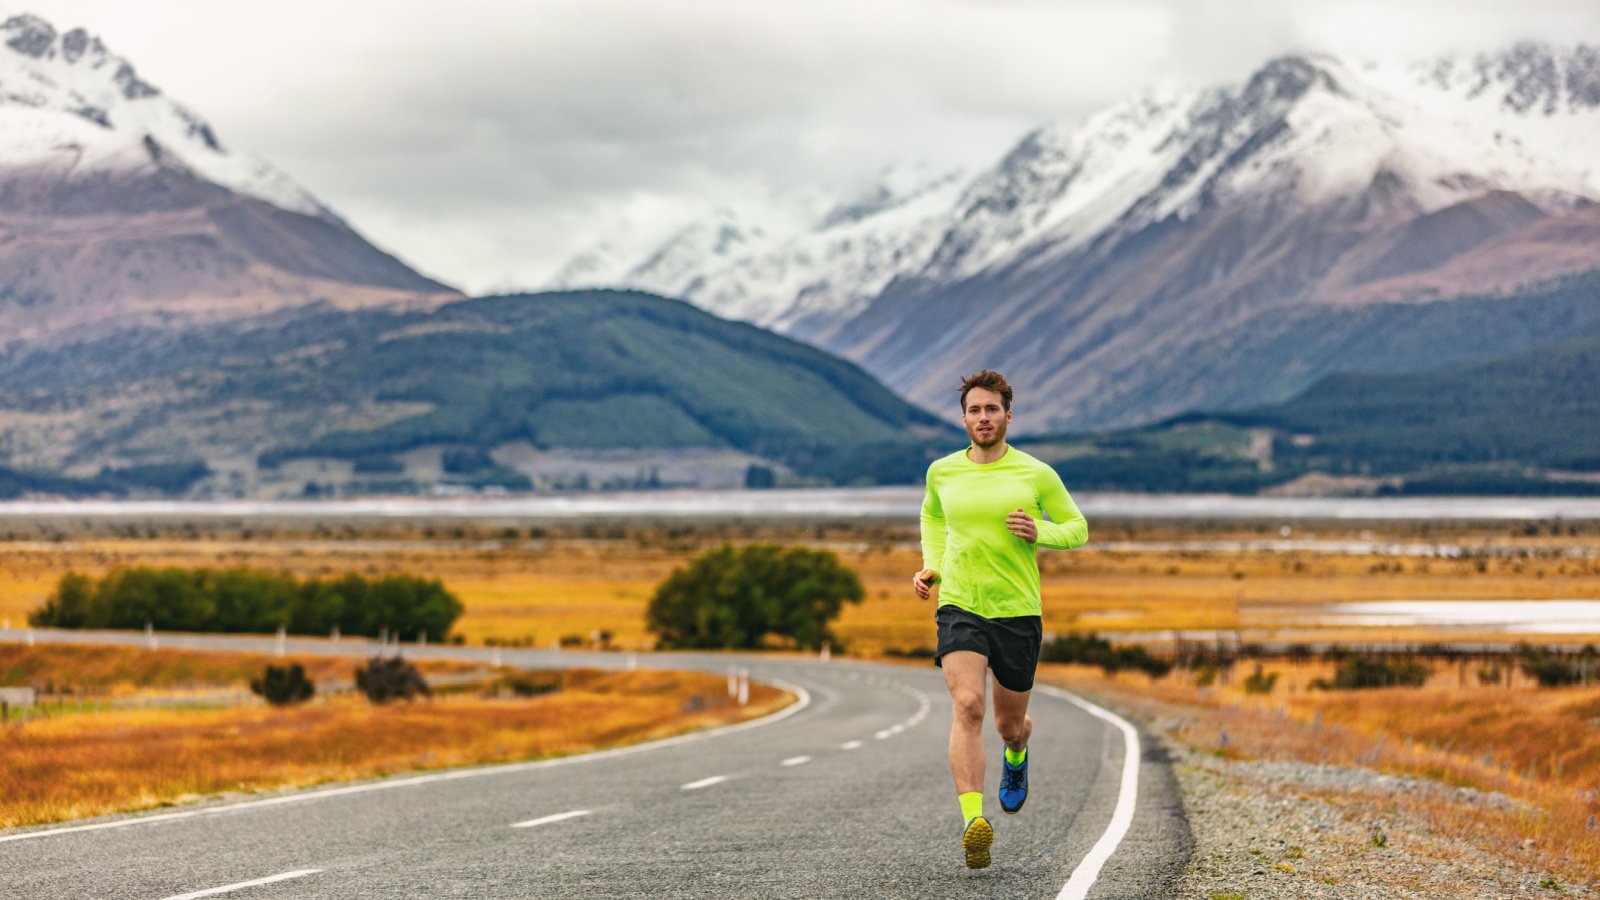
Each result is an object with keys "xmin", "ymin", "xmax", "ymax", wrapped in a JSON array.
[
  {"xmin": 250, "ymin": 663, "xmax": 315, "ymax": 706},
  {"xmin": 1312, "ymin": 656, "xmax": 1430, "ymax": 690},
  {"xmin": 1242, "ymin": 663, "xmax": 1279, "ymax": 694},
  {"xmin": 1040, "ymin": 632, "xmax": 1172, "ymax": 679},
  {"xmin": 29, "ymin": 567, "xmax": 462, "ymax": 641},
  {"xmin": 1517, "ymin": 644, "xmax": 1596, "ymax": 687},
  {"xmin": 646, "ymin": 545, "xmax": 862, "ymax": 650}
]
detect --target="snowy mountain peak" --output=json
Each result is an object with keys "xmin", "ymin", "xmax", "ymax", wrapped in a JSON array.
[
  {"xmin": 0, "ymin": 13, "xmax": 332, "ymax": 220},
  {"xmin": 818, "ymin": 161, "xmax": 964, "ymax": 230},
  {"xmin": 1414, "ymin": 42, "xmax": 1600, "ymax": 115},
  {"xmin": 617, "ymin": 207, "xmax": 771, "ymax": 298}
]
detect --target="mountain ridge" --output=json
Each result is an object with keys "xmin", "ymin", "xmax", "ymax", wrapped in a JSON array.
[
  {"xmin": 552, "ymin": 42, "xmax": 1600, "ymax": 432},
  {"xmin": 0, "ymin": 13, "xmax": 462, "ymax": 344}
]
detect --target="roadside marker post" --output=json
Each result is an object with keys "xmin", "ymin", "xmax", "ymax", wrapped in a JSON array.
[
  {"xmin": 820, "ymin": 641, "xmax": 831, "ymax": 662},
  {"xmin": 727, "ymin": 667, "xmax": 737, "ymax": 698},
  {"xmin": 275, "ymin": 626, "xmax": 287, "ymax": 658},
  {"xmin": 738, "ymin": 669, "xmax": 749, "ymax": 706}
]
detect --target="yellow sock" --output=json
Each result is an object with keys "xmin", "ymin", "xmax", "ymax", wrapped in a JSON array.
[
  {"xmin": 959, "ymin": 791, "xmax": 984, "ymax": 823},
  {"xmin": 1005, "ymin": 745, "xmax": 1027, "ymax": 766}
]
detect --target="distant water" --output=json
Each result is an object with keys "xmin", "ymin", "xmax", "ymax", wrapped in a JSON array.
[
  {"xmin": 2, "ymin": 489, "xmax": 1599, "ymax": 520},
  {"xmin": 1313, "ymin": 600, "xmax": 1600, "ymax": 634}
]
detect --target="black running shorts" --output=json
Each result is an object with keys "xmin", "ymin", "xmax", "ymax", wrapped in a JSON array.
[{"xmin": 933, "ymin": 604, "xmax": 1043, "ymax": 692}]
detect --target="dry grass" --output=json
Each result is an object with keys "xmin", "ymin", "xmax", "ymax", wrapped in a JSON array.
[
  {"xmin": 0, "ymin": 644, "xmax": 479, "ymax": 696},
  {"xmin": 1043, "ymin": 656, "xmax": 1600, "ymax": 887},
  {"xmin": 3, "ymin": 521, "xmax": 1599, "ymax": 653},
  {"xmin": 0, "ymin": 667, "xmax": 787, "ymax": 829}
]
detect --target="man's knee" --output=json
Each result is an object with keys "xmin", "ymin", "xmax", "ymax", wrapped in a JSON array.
[
  {"xmin": 951, "ymin": 690, "xmax": 985, "ymax": 728},
  {"xmin": 995, "ymin": 713, "xmax": 1027, "ymax": 744}
]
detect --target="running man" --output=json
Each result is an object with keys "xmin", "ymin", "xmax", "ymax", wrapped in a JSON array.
[{"xmin": 913, "ymin": 369, "xmax": 1088, "ymax": 869}]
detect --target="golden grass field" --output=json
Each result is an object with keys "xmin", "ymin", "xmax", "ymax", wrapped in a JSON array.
[
  {"xmin": 0, "ymin": 643, "xmax": 480, "ymax": 696},
  {"xmin": 3, "ymin": 514, "xmax": 1599, "ymax": 878},
  {"xmin": 0, "ymin": 658, "xmax": 785, "ymax": 829},
  {"xmin": 1042, "ymin": 651, "xmax": 1600, "ymax": 886},
  {"xmin": 2, "ymin": 518, "xmax": 1597, "ymax": 653}
]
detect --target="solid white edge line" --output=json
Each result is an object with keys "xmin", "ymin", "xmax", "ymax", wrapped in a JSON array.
[
  {"xmin": 510, "ymin": 809, "xmax": 591, "ymax": 829},
  {"xmin": 158, "ymin": 868, "xmax": 322, "ymax": 900},
  {"xmin": 0, "ymin": 679, "xmax": 811, "ymax": 846},
  {"xmin": 1035, "ymin": 684, "xmax": 1141, "ymax": 900},
  {"xmin": 680, "ymin": 775, "xmax": 728, "ymax": 791}
]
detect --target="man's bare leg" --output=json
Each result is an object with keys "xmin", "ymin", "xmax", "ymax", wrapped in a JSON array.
[
  {"xmin": 992, "ymin": 674, "xmax": 1033, "ymax": 815},
  {"xmin": 942, "ymin": 650, "xmax": 989, "ymax": 793},
  {"xmin": 991, "ymin": 675, "xmax": 1032, "ymax": 754},
  {"xmin": 943, "ymin": 650, "xmax": 994, "ymax": 867}
]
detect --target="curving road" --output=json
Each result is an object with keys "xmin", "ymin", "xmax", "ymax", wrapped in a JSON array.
[{"xmin": 0, "ymin": 630, "xmax": 1191, "ymax": 899}]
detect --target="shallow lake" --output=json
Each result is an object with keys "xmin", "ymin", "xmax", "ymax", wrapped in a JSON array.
[{"xmin": 3, "ymin": 489, "xmax": 1600, "ymax": 521}]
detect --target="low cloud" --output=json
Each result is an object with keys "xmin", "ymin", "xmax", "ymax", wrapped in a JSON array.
[{"xmin": 18, "ymin": 0, "xmax": 1600, "ymax": 291}]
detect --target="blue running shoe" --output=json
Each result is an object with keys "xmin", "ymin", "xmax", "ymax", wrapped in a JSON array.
[
  {"xmin": 962, "ymin": 815, "xmax": 993, "ymax": 869},
  {"xmin": 998, "ymin": 748, "xmax": 1029, "ymax": 814}
]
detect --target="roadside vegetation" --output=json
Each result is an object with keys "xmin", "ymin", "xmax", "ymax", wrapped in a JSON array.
[
  {"xmin": 1042, "ymin": 639, "xmax": 1600, "ymax": 887},
  {"xmin": 646, "ymin": 544, "xmax": 862, "ymax": 650},
  {"xmin": 0, "ymin": 646, "xmax": 788, "ymax": 829},
  {"xmin": 28, "ymin": 567, "xmax": 462, "ymax": 641}
]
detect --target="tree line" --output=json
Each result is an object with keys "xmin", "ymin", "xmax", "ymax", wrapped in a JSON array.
[{"xmin": 29, "ymin": 567, "xmax": 462, "ymax": 640}]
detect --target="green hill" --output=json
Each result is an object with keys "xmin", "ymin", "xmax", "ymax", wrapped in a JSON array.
[
  {"xmin": 1022, "ymin": 321, "xmax": 1600, "ymax": 496},
  {"xmin": 0, "ymin": 290, "xmax": 954, "ymax": 496}
]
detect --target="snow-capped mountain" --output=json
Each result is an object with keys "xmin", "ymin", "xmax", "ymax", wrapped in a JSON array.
[
  {"xmin": 0, "ymin": 14, "xmax": 330, "ymax": 220},
  {"xmin": 0, "ymin": 14, "xmax": 458, "ymax": 342},
  {"xmin": 552, "ymin": 42, "xmax": 1600, "ymax": 430}
]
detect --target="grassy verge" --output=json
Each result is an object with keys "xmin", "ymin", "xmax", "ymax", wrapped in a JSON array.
[
  {"xmin": 0, "ymin": 667, "xmax": 788, "ymax": 829},
  {"xmin": 0, "ymin": 644, "xmax": 480, "ymax": 696},
  {"xmin": 1040, "ymin": 661, "xmax": 1600, "ymax": 886}
]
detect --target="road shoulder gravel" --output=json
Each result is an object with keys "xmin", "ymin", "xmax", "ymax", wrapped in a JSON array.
[{"xmin": 1163, "ymin": 736, "xmax": 1592, "ymax": 899}]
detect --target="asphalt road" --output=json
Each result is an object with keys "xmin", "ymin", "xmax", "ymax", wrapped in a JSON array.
[{"xmin": 0, "ymin": 630, "xmax": 1191, "ymax": 899}]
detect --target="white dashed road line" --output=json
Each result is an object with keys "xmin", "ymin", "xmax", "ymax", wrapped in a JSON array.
[
  {"xmin": 840, "ymin": 740, "xmax": 863, "ymax": 750},
  {"xmin": 680, "ymin": 775, "xmax": 729, "ymax": 791},
  {"xmin": 511, "ymin": 809, "xmax": 592, "ymax": 829},
  {"xmin": 158, "ymin": 869, "xmax": 323, "ymax": 900},
  {"xmin": 779, "ymin": 756, "xmax": 811, "ymax": 767}
]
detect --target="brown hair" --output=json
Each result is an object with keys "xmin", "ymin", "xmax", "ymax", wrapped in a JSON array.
[{"xmin": 959, "ymin": 370, "xmax": 1012, "ymax": 411}]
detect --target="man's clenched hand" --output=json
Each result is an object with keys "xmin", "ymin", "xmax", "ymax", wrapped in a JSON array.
[{"xmin": 1005, "ymin": 508, "xmax": 1037, "ymax": 544}]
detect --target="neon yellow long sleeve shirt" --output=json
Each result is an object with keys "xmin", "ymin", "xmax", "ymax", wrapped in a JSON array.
[{"xmin": 920, "ymin": 445, "xmax": 1087, "ymax": 619}]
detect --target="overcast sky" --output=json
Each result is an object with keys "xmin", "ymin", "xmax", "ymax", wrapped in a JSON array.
[{"xmin": 13, "ymin": 0, "xmax": 1600, "ymax": 292}]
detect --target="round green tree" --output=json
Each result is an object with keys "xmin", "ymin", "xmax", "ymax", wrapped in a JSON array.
[{"xmin": 646, "ymin": 544, "xmax": 863, "ymax": 650}]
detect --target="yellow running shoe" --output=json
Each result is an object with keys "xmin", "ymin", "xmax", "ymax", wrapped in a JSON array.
[{"xmin": 962, "ymin": 815, "xmax": 994, "ymax": 869}]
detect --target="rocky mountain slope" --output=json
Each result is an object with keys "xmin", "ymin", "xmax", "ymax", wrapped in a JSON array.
[
  {"xmin": 556, "ymin": 44, "xmax": 1600, "ymax": 432},
  {"xmin": 0, "ymin": 14, "xmax": 460, "ymax": 343}
]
